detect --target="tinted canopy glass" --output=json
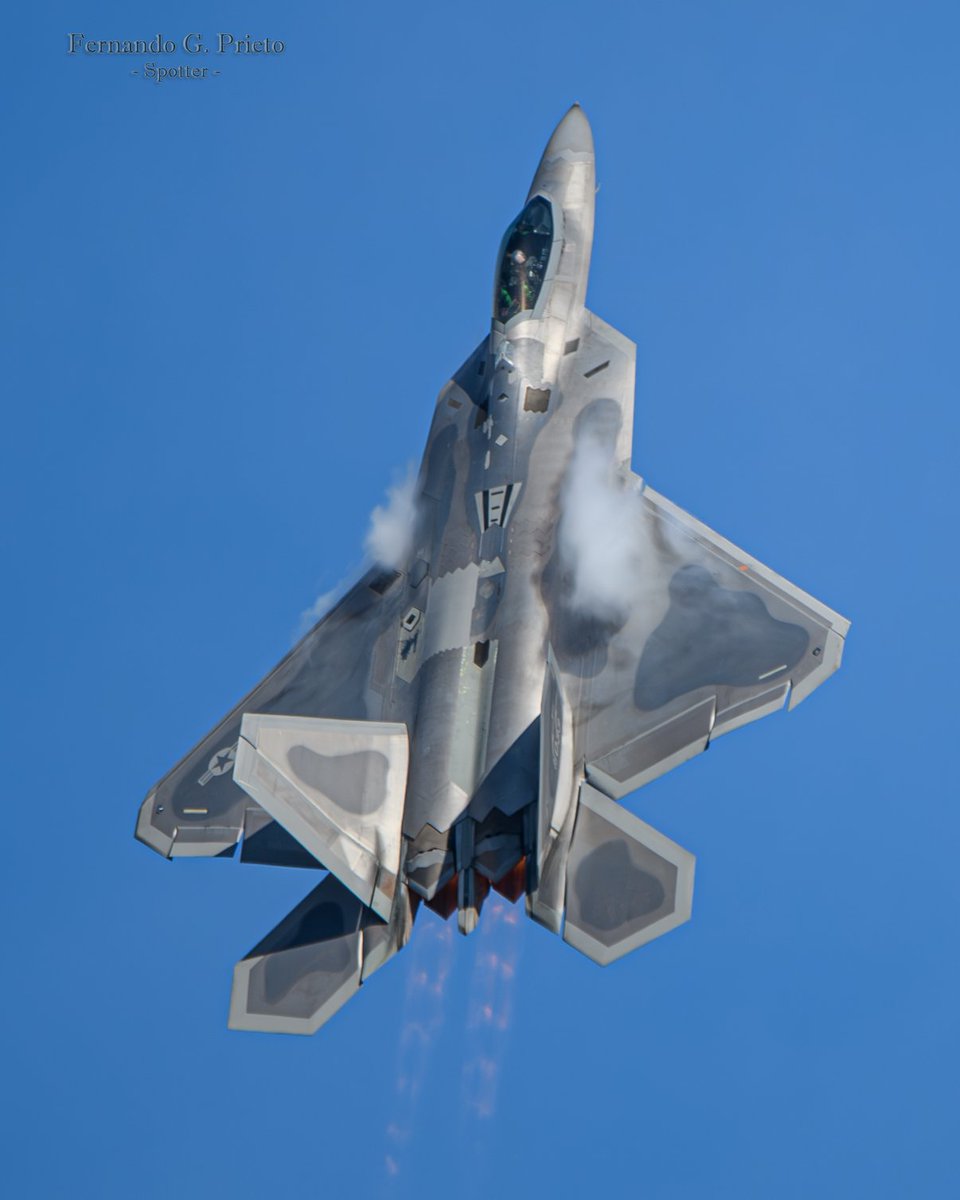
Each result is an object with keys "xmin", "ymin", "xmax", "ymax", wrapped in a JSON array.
[{"xmin": 494, "ymin": 197, "xmax": 553, "ymax": 323}]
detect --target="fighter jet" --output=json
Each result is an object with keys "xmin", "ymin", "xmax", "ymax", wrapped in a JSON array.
[{"xmin": 136, "ymin": 105, "xmax": 849, "ymax": 1034}]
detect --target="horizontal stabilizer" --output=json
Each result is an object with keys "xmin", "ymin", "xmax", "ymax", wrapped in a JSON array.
[
  {"xmin": 563, "ymin": 784, "xmax": 695, "ymax": 965},
  {"xmin": 229, "ymin": 874, "xmax": 402, "ymax": 1035},
  {"xmin": 233, "ymin": 714, "xmax": 409, "ymax": 920}
]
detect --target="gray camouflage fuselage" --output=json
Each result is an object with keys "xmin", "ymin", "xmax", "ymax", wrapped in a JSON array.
[{"xmin": 398, "ymin": 107, "xmax": 603, "ymax": 928}]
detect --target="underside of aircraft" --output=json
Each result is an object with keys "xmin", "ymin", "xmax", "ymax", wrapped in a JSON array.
[{"xmin": 136, "ymin": 105, "xmax": 849, "ymax": 1034}]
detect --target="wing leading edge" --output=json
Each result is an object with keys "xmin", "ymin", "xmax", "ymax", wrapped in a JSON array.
[
  {"xmin": 135, "ymin": 565, "xmax": 408, "ymax": 861},
  {"xmin": 136, "ymin": 338, "xmax": 493, "ymax": 1034}
]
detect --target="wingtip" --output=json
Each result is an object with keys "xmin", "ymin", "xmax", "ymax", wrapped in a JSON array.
[{"xmin": 135, "ymin": 787, "xmax": 175, "ymax": 858}]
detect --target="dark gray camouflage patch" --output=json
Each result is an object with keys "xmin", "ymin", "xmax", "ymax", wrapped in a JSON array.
[
  {"xmin": 635, "ymin": 565, "xmax": 809, "ymax": 710},
  {"xmin": 285, "ymin": 746, "xmax": 389, "ymax": 816}
]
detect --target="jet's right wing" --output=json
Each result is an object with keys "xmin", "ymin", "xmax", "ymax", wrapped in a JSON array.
[
  {"xmin": 536, "ymin": 479, "xmax": 847, "ymax": 964},
  {"xmin": 533, "ymin": 311, "xmax": 848, "ymax": 965},
  {"xmin": 552, "ymin": 480, "xmax": 850, "ymax": 800}
]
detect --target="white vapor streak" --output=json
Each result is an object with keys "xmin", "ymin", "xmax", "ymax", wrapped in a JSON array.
[
  {"xmin": 296, "ymin": 580, "xmax": 349, "ymax": 639},
  {"xmin": 558, "ymin": 437, "xmax": 647, "ymax": 621},
  {"xmin": 296, "ymin": 461, "xmax": 419, "ymax": 641},
  {"xmin": 365, "ymin": 464, "xmax": 419, "ymax": 570}
]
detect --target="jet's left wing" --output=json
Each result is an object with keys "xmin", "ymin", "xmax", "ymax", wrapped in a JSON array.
[
  {"xmin": 135, "ymin": 566, "xmax": 408, "ymax": 861},
  {"xmin": 136, "ymin": 333, "xmax": 494, "ymax": 865},
  {"xmin": 551, "ymin": 480, "xmax": 850, "ymax": 800}
]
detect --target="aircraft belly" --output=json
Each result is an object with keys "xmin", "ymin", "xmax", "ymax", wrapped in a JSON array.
[
  {"xmin": 136, "ymin": 106, "xmax": 849, "ymax": 1035},
  {"xmin": 402, "ymin": 648, "xmax": 493, "ymax": 837}
]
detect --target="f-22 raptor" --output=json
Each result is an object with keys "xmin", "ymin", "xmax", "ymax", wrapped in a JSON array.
[{"xmin": 137, "ymin": 106, "xmax": 849, "ymax": 1034}]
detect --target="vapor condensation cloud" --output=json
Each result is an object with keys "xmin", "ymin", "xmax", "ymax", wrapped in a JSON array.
[
  {"xmin": 365, "ymin": 464, "xmax": 419, "ymax": 570},
  {"xmin": 558, "ymin": 436, "xmax": 693, "ymax": 621},
  {"xmin": 296, "ymin": 582, "xmax": 348, "ymax": 638},
  {"xmin": 297, "ymin": 462, "xmax": 420, "ymax": 640},
  {"xmin": 558, "ymin": 437, "xmax": 647, "ymax": 620}
]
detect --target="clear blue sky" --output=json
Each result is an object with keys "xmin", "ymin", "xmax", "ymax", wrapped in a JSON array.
[{"xmin": 2, "ymin": 2, "xmax": 957, "ymax": 1196}]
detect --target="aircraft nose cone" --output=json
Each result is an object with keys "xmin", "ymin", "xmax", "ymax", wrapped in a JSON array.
[
  {"xmin": 528, "ymin": 104, "xmax": 596, "ymax": 200},
  {"xmin": 542, "ymin": 103, "xmax": 594, "ymax": 160}
]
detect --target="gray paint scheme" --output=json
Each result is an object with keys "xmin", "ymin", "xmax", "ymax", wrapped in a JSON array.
[
  {"xmin": 136, "ymin": 105, "xmax": 849, "ymax": 1033},
  {"xmin": 233, "ymin": 714, "xmax": 408, "ymax": 920},
  {"xmin": 563, "ymin": 784, "xmax": 695, "ymax": 966}
]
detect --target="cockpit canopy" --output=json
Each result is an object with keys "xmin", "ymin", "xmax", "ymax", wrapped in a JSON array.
[{"xmin": 494, "ymin": 196, "xmax": 554, "ymax": 323}]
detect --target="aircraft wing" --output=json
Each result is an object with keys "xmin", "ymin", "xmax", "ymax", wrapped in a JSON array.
[
  {"xmin": 553, "ymin": 480, "xmax": 850, "ymax": 799},
  {"xmin": 135, "ymin": 565, "xmax": 408, "ymax": 861},
  {"xmin": 135, "ymin": 334, "xmax": 493, "ymax": 865}
]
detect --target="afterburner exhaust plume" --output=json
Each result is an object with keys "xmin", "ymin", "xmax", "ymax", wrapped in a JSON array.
[
  {"xmin": 460, "ymin": 899, "xmax": 522, "ymax": 1124},
  {"xmin": 382, "ymin": 923, "xmax": 454, "ymax": 1184}
]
